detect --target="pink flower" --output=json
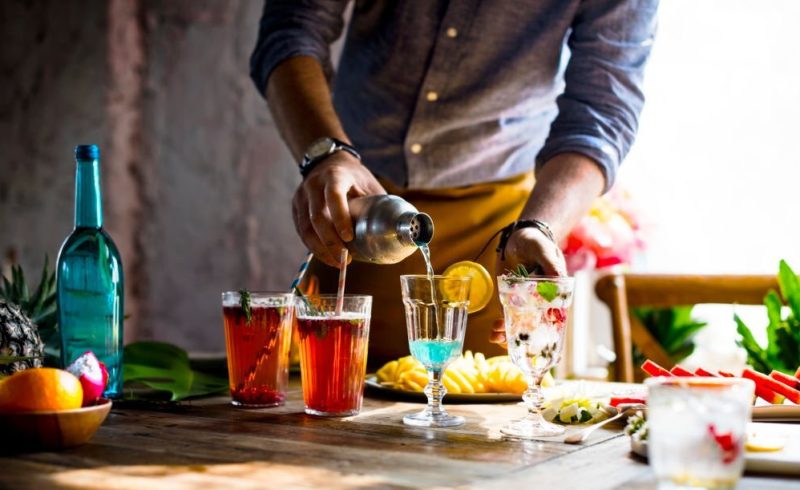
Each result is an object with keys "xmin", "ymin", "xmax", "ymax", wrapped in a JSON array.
[{"xmin": 562, "ymin": 187, "xmax": 648, "ymax": 273}]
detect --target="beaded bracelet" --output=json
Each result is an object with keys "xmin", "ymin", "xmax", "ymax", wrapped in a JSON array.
[
  {"xmin": 473, "ymin": 219, "xmax": 557, "ymax": 262},
  {"xmin": 495, "ymin": 219, "xmax": 556, "ymax": 260}
]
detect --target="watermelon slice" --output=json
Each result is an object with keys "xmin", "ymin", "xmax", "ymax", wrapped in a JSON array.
[
  {"xmin": 742, "ymin": 368, "xmax": 800, "ymax": 404},
  {"xmin": 754, "ymin": 384, "xmax": 786, "ymax": 404},
  {"xmin": 641, "ymin": 360, "xmax": 672, "ymax": 377},
  {"xmin": 716, "ymin": 371, "xmax": 782, "ymax": 403},
  {"xmin": 670, "ymin": 365, "xmax": 695, "ymax": 377},
  {"xmin": 695, "ymin": 367, "xmax": 719, "ymax": 377},
  {"xmin": 771, "ymin": 370, "xmax": 800, "ymax": 391},
  {"xmin": 610, "ymin": 395, "xmax": 647, "ymax": 407},
  {"xmin": 795, "ymin": 366, "xmax": 800, "ymax": 379}
]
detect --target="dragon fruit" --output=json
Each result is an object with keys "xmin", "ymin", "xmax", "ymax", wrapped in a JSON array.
[{"xmin": 66, "ymin": 351, "xmax": 108, "ymax": 406}]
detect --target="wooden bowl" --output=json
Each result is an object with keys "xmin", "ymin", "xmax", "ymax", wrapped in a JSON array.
[{"xmin": 0, "ymin": 399, "xmax": 112, "ymax": 452}]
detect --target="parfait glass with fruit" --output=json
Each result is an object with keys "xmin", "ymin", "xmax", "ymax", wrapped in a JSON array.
[
  {"xmin": 498, "ymin": 271, "xmax": 574, "ymax": 438},
  {"xmin": 400, "ymin": 274, "xmax": 471, "ymax": 427}
]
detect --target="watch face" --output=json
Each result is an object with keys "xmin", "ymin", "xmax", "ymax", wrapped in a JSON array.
[{"xmin": 307, "ymin": 138, "xmax": 336, "ymax": 159}]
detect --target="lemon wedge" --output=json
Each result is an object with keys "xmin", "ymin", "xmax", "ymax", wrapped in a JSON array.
[
  {"xmin": 745, "ymin": 433, "xmax": 786, "ymax": 452},
  {"xmin": 443, "ymin": 261, "xmax": 494, "ymax": 314}
]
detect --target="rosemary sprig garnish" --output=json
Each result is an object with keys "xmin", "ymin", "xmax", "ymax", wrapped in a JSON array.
[
  {"xmin": 504, "ymin": 264, "xmax": 559, "ymax": 300},
  {"xmin": 504, "ymin": 264, "xmax": 530, "ymax": 284},
  {"xmin": 239, "ymin": 289, "xmax": 252, "ymax": 324},
  {"xmin": 293, "ymin": 286, "xmax": 322, "ymax": 316}
]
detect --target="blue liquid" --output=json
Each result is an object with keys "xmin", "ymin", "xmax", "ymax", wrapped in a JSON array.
[
  {"xmin": 57, "ymin": 148, "xmax": 124, "ymax": 398},
  {"xmin": 409, "ymin": 339, "xmax": 462, "ymax": 370}
]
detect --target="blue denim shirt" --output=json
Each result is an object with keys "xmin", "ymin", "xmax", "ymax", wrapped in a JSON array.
[{"xmin": 251, "ymin": 0, "xmax": 658, "ymax": 191}]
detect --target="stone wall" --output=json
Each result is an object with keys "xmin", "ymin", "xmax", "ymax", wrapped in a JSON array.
[{"xmin": 0, "ymin": 0, "xmax": 310, "ymax": 353}]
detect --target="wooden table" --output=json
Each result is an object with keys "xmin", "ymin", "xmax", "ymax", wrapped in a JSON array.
[{"xmin": 1, "ymin": 381, "xmax": 796, "ymax": 489}]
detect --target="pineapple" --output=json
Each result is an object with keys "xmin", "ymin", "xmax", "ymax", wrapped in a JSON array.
[
  {"xmin": 0, "ymin": 300, "xmax": 44, "ymax": 374},
  {"xmin": 0, "ymin": 257, "xmax": 57, "ymax": 374}
]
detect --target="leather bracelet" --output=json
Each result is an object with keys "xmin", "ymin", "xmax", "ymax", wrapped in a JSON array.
[{"xmin": 495, "ymin": 219, "xmax": 556, "ymax": 261}]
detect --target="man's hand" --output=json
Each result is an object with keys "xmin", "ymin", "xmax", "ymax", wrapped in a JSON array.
[
  {"xmin": 292, "ymin": 152, "xmax": 386, "ymax": 266},
  {"xmin": 489, "ymin": 227, "xmax": 567, "ymax": 346}
]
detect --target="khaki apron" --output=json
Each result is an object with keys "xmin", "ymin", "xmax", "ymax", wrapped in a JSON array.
[{"xmin": 306, "ymin": 171, "xmax": 535, "ymax": 367}]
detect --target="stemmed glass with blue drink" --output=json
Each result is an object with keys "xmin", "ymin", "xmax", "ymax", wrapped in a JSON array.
[{"xmin": 400, "ymin": 274, "xmax": 471, "ymax": 427}]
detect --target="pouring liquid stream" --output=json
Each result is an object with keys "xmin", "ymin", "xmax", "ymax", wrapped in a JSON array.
[{"xmin": 418, "ymin": 243, "xmax": 441, "ymax": 335}]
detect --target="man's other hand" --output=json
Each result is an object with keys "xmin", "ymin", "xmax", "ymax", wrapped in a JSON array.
[{"xmin": 489, "ymin": 227, "xmax": 567, "ymax": 345}]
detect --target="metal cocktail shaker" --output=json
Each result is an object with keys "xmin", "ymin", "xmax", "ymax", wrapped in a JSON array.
[{"xmin": 347, "ymin": 195, "xmax": 434, "ymax": 264}]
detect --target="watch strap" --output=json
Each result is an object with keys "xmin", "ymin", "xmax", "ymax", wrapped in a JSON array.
[{"xmin": 300, "ymin": 138, "xmax": 361, "ymax": 178}]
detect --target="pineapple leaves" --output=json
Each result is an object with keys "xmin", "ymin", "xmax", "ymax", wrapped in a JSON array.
[
  {"xmin": 0, "ymin": 255, "xmax": 59, "ymax": 365},
  {"xmin": 735, "ymin": 260, "xmax": 800, "ymax": 374}
]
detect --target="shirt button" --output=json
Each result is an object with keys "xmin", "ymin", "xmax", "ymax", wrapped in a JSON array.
[
  {"xmin": 426, "ymin": 91, "xmax": 438, "ymax": 102},
  {"xmin": 446, "ymin": 27, "xmax": 458, "ymax": 38},
  {"xmin": 410, "ymin": 143, "xmax": 423, "ymax": 154}
]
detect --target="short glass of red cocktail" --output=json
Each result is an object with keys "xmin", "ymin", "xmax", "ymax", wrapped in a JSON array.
[
  {"xmin": 295, "ymin": 294, "xmax": 372, "ymax": 417},
  {"xmin": 221, "ymin": 292, "xmax": 294, "ymax": 407}
]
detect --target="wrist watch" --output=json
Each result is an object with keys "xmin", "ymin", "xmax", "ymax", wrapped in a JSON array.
[{"xmin": 299, "ymin": 137, "xmax": 361, "ymax": 178}]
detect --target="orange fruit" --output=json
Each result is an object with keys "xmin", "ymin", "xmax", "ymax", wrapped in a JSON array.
[{"xmin": 0, "ymin": 367, "xmax": 83, "ymax": 412}]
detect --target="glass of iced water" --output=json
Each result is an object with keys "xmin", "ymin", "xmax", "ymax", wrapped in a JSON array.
[{"xmin": 646, "ymin": 377, "xmax": 755, "ymax": 489}]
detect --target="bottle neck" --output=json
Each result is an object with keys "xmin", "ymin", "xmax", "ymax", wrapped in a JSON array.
[{"xmin": 74, "ymin": 158, "xmax": 103, "ymax": 229}]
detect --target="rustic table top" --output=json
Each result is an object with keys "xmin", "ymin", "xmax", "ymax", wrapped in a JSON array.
[{"xmin": 1, "ymin": 380, "xmax": 796, "ymax": 489}]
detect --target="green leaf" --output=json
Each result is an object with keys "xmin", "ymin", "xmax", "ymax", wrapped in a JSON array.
[
  {"xmin": 124, "ymin": 364, "xmax": 193, "ymax": 401},
  {"xmin": 764, "ymin": 291, "xmax": 784, "ymax": 327},
  {"xmin": 774, "ymin": 326, "xmax": 800, "ymax": 374},
  {"xmin": 734, "ymin": 314, "xmax": 770, "ymax": 373},
  {"xmin": 632, "ymin": 305, "xmax": 707, "ymax": 363},
  {"xmin": 537, "ymin": 281, "xmax": 559, "ymax": 302},
  {"xmin": 778, "ymin": 260, "xmax": 800, "ymax": 319},
  {"xmin": 663, "ymin": 321, "xmax": 707, "ymax": 354},
  {"xmin": 670, "ymin": 343, "xmax": 695, "ymax": 362},
  {"xmin": 123, "ymin": 341, "xmax": 228, "ymax": 402}
]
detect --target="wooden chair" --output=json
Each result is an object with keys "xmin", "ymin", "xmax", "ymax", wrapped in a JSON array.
[{"xmin": 594, "ymin": 273, "xmax": 777, "ymax": 382}]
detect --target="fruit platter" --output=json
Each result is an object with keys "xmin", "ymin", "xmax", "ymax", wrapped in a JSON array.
[{"xmin": 368, "ymin": 351, "xmax": 547, "ymax": 403}]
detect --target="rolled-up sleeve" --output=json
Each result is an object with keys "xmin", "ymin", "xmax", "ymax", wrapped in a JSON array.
[
  {"xmin": 250, "ymin": 0, "xmax": 349, "ymax": 96},
  {"xmin": 536, "ymin": 0, "xmax": 658, "ymax": 191}
]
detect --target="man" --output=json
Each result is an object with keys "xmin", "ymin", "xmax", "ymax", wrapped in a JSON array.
[{"xmin": 251, "ymin": 0, "xmax": 658, "ymax": 364}]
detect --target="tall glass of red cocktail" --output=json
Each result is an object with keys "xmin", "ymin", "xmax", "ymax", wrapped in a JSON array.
[
  {"xmin": 221, "ymin": 291, "xmax": 294, "ymax": 407},
  {"xmin": 295, "ymin": 294, "xmax": 372, "ymax": 416}
]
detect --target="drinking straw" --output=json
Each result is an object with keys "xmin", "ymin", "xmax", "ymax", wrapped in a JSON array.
[
  {"xmin": 335, "ymin": 248, "xmax": 348, "ymax": 316},
  {"xmin": 288, "ymin": 251, "xmax": 314, "ymax": 293}
]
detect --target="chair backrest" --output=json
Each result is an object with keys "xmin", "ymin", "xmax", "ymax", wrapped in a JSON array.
[{"xmin": 594, "ymin": 273, "xmax": 777, "ymax": 382}]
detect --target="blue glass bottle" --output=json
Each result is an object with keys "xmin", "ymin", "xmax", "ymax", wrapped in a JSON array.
[{"xmin": 57, "ymin": 145, "xmax": 124, "ymax": 398}]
